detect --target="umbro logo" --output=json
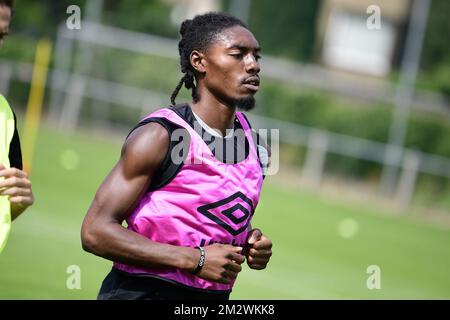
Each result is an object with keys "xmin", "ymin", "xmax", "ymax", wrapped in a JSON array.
[{"xmin": 197, "ymin": 191, "xmax": 254, "ymax": 236}]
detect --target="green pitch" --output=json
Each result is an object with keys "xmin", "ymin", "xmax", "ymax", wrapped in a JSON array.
[{"xmin": 0, "ymin": 125, "xmax": 449, "ymax": 299}]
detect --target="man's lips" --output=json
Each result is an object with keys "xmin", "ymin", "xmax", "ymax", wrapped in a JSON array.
[
  {"xmin": 242, "ymin": 76, "xmax": 260, "ymax": 92},
  {"xmin": 243, "ymin": 83, "xmax": 259, "ymax": 92}
]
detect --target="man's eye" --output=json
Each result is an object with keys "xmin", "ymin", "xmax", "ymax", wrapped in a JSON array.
[
  {"xmin": 231, "ymin": 53, "xmax": 243, "ymax": 59},
  {"xmin": 255, "ymin": 54, "xmax": 262, "ymax": 61}
]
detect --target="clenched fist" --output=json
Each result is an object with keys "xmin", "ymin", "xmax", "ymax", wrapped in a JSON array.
[
  {"xmin": 0, "ymin": 164, "xmax": 34, "ymax": 220},
  {"xmin": 245, "ymin": 228, "xmax": 272, "ymax": 270}
]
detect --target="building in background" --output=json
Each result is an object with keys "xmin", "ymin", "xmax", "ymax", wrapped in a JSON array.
[{"xmin": 317, "ymin": 0, "xmax": 411, "ymax": 77}]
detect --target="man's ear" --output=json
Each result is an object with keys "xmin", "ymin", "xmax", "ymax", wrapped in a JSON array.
[{"xmin": 190, "ymin": 50, "xmax": 206, "ymax": 73}]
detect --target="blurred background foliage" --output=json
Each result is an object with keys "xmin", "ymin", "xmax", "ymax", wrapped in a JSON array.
[
  {"xmin": 1, "ymin": 0, "xmax": 450, "ymax": 300},
  {"xmin": 2, "ymin": 0, "xmax": 450, "ymax": 209},
  {"xmin": 8, "ymin": 0, "xmax": 449, "ymax": 94}
]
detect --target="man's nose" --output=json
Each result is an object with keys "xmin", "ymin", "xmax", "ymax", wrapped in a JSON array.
[{"xmin": 245, "ymin": 54, "xmax": 260, "ymax": 74}]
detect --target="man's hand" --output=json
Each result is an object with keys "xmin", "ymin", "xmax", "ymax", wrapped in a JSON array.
[
  {"xmin": 0, "ymin": 164, "xmax": 34, "ymax": 220},
  {"xmin": 195, "ymin": 243, "xmax": 245, "ymax": 284},
  {"xmin": 245, "ymin": 228, "xmax": 272, "ymax": 270}
]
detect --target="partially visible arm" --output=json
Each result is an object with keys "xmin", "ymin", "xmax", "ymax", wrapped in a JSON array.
[
  {"xmin": 81, "ymin": 122, "xmax": 246, "ymax": 283},
  {"xmin": 0, "ymin": 117, "xmax": 33, "ymax": 220},
  {"xmin": 253, "ymin": 128, "xmax": 271, "ymax": 176},
  {"xmin": 81, "ymin": 123, "xmax": 197, "ymax": 270},
  {"xmin": 246, "ymin": 133, "xmax": 273, "ymax": 269},
  {"xmin": 0, "ymin": 164, "xmax": 34, "ymax": 220}
]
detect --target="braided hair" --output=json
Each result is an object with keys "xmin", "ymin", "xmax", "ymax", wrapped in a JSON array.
[{"xmin": 170, "ymin": 12, "xmax": 247, "ymax": 105}]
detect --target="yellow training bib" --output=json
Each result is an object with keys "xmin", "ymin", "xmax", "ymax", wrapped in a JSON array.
[{"xmin": 0, "ymin": 94, "xmax": 15, "ymax": 253}]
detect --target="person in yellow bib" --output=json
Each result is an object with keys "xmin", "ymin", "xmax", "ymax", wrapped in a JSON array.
[{"xmin": 0, "ymin": 0, "xmax": 34, "ymax": 253}]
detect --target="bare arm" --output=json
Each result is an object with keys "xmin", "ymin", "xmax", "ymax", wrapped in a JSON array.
[
  {"xmin": 81, "ymin": 123, "xmax": 196, "ymax": 270},
  {"xmin": 81, "ymin": 123, "xmax": 244, "ymax": 283}
]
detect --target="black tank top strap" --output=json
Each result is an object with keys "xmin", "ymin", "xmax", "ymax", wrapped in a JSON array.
[
  {"xmin": 127, "ymin": 115, "xmax": 190, "ymax": 192},
  {"xmin": 127, "ymin": 105, "xmax": 268, "ymax": 192}
]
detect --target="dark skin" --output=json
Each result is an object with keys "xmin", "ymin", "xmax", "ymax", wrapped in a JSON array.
[{"xmin": 81, "ymin": 25, "xmax": 272, "ymax": 284}]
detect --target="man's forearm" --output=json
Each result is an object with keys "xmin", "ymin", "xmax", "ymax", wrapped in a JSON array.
[{"xmin": 81, "ymin": 222, "xmax": 199, "ymax": 271}]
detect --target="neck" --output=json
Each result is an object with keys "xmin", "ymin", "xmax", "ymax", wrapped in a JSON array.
[{"xmin": 189, "ymin": 89, "xmax": 236, "ymax": 136}]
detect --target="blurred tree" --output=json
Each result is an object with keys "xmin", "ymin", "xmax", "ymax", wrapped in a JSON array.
[
  {"xmin": 103, "ymin": 0, "xmax": 177, "ymax": 37},
  {"xmin": 419, "ymin": 0, "xmax": 450, "ymax": 96},
  {"xmin": 245, "ymin": 0, "xmax": 320, "ymax": 61},
  {"xmin": 12, "ymin": 0, "xmax": 85, "ymax": 37},
  {"xmin": 421, "ymin": 0, "xmax": 450, "ymax": 70}
]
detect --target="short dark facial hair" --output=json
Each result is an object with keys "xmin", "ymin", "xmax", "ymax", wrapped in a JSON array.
[{"xmin": 234, "ymin": 95, "xmax": 256, "ymax": 111}]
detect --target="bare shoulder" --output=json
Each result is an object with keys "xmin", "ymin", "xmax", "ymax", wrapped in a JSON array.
[{"xmin": 121, "ymin": 122, "xmax": 170, "ymax": 176}]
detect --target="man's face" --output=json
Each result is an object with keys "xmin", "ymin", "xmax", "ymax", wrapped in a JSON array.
[
  {"xmin": 202, "ymin": 25, "xmax": 261, "ymax": 110},
  {"xmin": 0, "ymin": 5, "xmax": 12, "ymax": 48}
]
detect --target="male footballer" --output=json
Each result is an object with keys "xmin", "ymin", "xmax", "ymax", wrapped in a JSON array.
[{"xmin": 82, "ymin": 12, "xmax": 272, "ymax": 300}]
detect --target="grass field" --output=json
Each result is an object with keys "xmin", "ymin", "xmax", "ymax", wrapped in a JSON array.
[{"xmin": 0, "ymin": 124, "xmax": 449, "ymax": 299}]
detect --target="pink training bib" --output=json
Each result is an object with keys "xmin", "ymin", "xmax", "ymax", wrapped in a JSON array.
[{"xmin": 114, "ymin": 108, "xmax": 264, "ymax": 292}]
